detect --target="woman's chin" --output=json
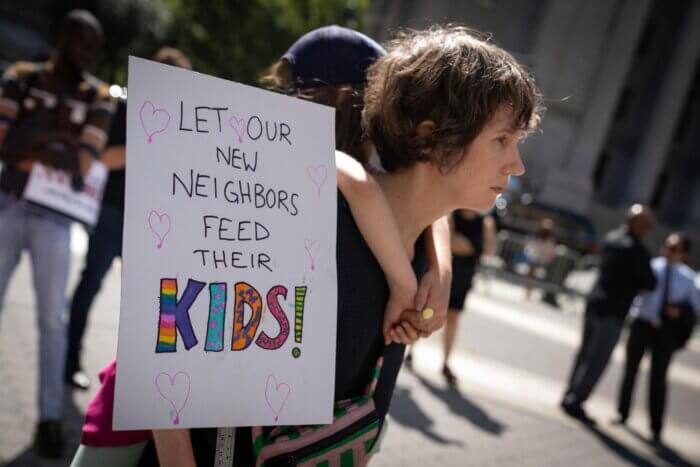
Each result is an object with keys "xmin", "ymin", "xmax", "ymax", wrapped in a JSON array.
[{"xmin": 459, "ymin": 198, "xmax": 494, "ymax": 213}]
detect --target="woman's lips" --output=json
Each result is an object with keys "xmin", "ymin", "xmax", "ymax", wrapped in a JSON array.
[{"xmin": 490, "ymin": 187, "xmax": 503, "ymax": 194}]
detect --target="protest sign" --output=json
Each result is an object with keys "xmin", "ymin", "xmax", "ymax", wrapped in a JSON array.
[
  {"xmin": 23, "ymin": 160, "xmax": 108, "ymax": 226},
  {"xmin": 114, "ymin": 57, "xmax": 337, "ymax": 429}
]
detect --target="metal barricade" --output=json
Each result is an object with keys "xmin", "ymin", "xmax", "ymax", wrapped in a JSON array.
[{"xmin": 479, "ymin": 230, "xmax": 599, "ymax": 312}]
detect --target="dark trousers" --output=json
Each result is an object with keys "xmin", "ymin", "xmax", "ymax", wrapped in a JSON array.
[
  {"xmin": 65, "ymin": 203, "xmax": 123, "ymax": 375},
  {"xmin": 563, "ymin": 309, "xmax": 625, "ymax": 406},
  {"xmin": 617, "ymin": 319, "xmax": 675, "ymax": 436}
]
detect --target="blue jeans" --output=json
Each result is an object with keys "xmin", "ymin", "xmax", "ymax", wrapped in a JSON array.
[
  {"xmin": 0, "ymin": 191, "xmax": 71, "ymax": 421},
  {"xmin": 66, "ymin": 203, "xmax": 123, "ymax": 375}
]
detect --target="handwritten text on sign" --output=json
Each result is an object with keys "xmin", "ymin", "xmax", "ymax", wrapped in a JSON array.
[{"xmin": 114, "ymin": 57, "xmax": 337, "ymax": 430}]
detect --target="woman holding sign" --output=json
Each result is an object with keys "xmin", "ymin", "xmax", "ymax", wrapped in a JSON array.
[
  {"xmin": 72, "ymin": 28, "xmax": 449, "ymax": 467},
  {"xmin": 152, "ymin": 25, "xmax": 542, "ymax": 466}
]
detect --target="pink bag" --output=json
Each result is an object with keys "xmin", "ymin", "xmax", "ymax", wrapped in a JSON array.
[{"xmin": 80, "ymin": 360, "xmax": 152, "ymax": 447}]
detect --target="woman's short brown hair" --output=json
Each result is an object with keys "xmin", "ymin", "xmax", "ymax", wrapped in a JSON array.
[{"xmin": 362, "ymin": 25, "xmax": 543, "ymax": 172}]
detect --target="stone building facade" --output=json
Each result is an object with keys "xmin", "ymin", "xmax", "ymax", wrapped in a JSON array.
[{"xmin": 368, "ymin": 0, "xmax": 700, "ymax": 261}]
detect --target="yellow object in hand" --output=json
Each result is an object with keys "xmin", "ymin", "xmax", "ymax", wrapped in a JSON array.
[{"xmin": 421, "ymin": 308, "xmax": 434, "ymax": 320}]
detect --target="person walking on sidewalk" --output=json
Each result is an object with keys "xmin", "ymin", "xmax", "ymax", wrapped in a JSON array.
[
  {"xmin": 561, "ymin": 204, "xmax": 657, "ymax": 424},
  {"xmin": 65, "ymin": 47, "xmax": 192, "ymax": 391},
  {"xmin": 0, "ymin": 10, "xmax": 113, "ymax": 458},
  {"xmin": 441, "ymin": 209, "xmax": 495, "ymax": 384},
  {"xmin": 614, "ymin": 232, "xmax": 699, "ymax": 445}
]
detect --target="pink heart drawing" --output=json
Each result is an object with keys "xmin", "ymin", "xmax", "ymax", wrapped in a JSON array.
[
  {"xmin": 139, "ymin": 100, "xmax": 171, "ymax": 144},
  {"xmin": 155, "ymin": 371, "xmax": 191, "ymax": 425},
  {"xmin": 228, "ymin": 115, "xmax": 246, "ymax": 144},
  {"xmin": 304, "ymin": 238, "xmax": 320, "ymax": 271},
  {"xmin": 148, "ymin": 210, "xmax": 171, "ymax": 249},
  {"xmin": 306, "ymin": 165, "xmax": 328, "ymax": 196},
  {"xmin": 264, "ymin": 375, "xmax": 291, "ymax": 422}
]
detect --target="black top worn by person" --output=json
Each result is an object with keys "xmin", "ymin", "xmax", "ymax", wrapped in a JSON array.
[
  {"xmin": 138, "ymin": 193, "xmax": 425, "ymax": 466},
  {"xmin": 101, "ymin": 99, "xmax": 126, "ymax": 209},
  {"xmin": 587, "ymin": 225, "xmax": 657, "ymax": 319},
  {"xmin": 449, "ymin": 212, "xmax": 484, "ymax": 310}
]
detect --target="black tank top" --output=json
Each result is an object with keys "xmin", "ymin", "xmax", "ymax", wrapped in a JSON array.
[
  {"xmin": 453, "ymin": 211, "xmax": 485, "ymax": 258},
  {"xmin": 187, "ymin": 192, "xmax": 425, "ymax": 466}
]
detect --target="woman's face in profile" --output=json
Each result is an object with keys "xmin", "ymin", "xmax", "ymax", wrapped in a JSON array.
[{"xmin": 441, "ymin": 106, "xmax": 525, "ymax": 212}]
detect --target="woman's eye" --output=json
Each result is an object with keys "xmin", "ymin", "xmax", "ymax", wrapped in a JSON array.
[{"xmin": 497, "ymin": 136, "xmax": 508, "ymax": 146}]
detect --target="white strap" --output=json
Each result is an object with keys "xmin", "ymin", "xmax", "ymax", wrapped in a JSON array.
[{"xmin": 214, "ymin": 427, "xmax": 236, "ymax": 467}]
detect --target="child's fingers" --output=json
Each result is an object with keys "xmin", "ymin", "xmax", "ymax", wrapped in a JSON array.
[
  {"xmin": 389, "ymin": 328, "xmax": 402, "ymax": 345},
  {"xmin": 392, "ymin": 326, "xmax": 410, "ymax": 345},
  {"xmin": 399, "ymin": 321, "xmax": 419, "ymax": 342}
]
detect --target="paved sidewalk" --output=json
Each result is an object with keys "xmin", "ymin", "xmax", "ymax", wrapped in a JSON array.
[
  {"xmin": 0, "ymin": 241, "xmax": 697, "ymax": 466},
  {"xmin": 376, "ymin": 358, "xmax": 698, "ymax": 467}
]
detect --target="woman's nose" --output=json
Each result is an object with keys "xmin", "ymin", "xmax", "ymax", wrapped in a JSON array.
[{"xmin": 505, "ymin": 148, "xmax": 525, "ymax": 176}]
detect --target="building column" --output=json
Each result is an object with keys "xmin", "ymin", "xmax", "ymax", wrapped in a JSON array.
[
  {"xmin": 536, "ymin": 0, "xmax": 652, "ymax": 213},
  {"xmin": 624, "ymin": 0, "xmax": 700, "ymax": 203}
]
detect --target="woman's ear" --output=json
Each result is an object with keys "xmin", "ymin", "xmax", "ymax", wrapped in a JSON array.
[{"xmin": 416, "ymin": 120, "xmax": 436, "ymax": 156}]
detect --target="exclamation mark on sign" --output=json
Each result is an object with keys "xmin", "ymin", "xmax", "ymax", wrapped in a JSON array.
[{"xmin": 292, "ymin": 286, "xmax": 307, "ymax": 358}]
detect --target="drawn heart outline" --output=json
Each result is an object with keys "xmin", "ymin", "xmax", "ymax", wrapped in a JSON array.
[
  {"xmin": 155, "ymin": 371, "xmax": 191, "ymax": 425},
  {"xmin": 228, "ymin": 115, "xmax": 246, "ymax": 144},
  {"xmin": 139, "ymin": 100, "xmax": 170, "ymax": 144},
  {"xmin": 148, "ymin": 210, "xmax": 171, "ymax": 249},
  {"xmin": 304, "ymin": 238, "xmax": 320, "ymax": 271},
  {"xmin": 264, "ymin": 374, "xmax": 291, "ymax": 422},
  {"xmin": 306, "ymin": 165, "xmax": 328, "ymax": 196}
]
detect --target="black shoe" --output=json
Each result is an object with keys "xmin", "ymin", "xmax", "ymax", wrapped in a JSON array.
[
  {"xmin": 66, "ymin": 369, "xmax": 91, "ymax": 390},
  {"xmin": 560, "ymin": 402, "xmax": 596, "ymax": 425},
  {"xmin": 442, "ymin": 365, "xmax": 457, "ymax": 386},
  {"xmin": 610, "ymin": 415, "xmax": 627, "ymax": 426},
  {"xmin": 34, "ymin": 420, "xmax": 65, "ymax": 459}
]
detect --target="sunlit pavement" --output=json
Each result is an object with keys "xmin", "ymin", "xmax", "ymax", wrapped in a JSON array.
[{"xmin": 1, "ymin": 227, "xmax": 698, "ymax": 466}]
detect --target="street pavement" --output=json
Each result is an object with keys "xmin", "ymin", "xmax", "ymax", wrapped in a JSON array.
[{"xmin": 0, "ymin": 227, "xmax": 698, "ymax": 466}]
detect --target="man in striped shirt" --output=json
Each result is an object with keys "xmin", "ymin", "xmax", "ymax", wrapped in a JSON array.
[{"xmin": 0, "ymin": 9, "xmax": 114, "ymax": 458}]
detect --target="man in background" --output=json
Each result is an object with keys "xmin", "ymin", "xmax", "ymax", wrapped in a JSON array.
[
  {"xmin": 0, "ymin": 10, "xmax": 113, "ymax": 458},
  {"xmin": 65, "ymin": 47, "xmax": 192, "ymax": 391},
  {"xmin": 614, "ymin": 232, "xmax": 699, "ymax": 445},
  {"xmin": 561, "ymin": 204, "xmax": 657, "ymax": 424}
]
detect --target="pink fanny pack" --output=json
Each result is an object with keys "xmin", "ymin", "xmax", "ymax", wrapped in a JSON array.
[{"xmin": 80, "ymin": 360, "xmax": 152, "ymax": 447}]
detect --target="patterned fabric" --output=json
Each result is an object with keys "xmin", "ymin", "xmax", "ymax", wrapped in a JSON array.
[
  {"xmin": 251, "ymin": 357, "xmax": 383, "ymax": 467},
  {"xmin": 0, "ymin": 61, "xmax": 114, "ymax": 153},
  {"xmin": 0, "ymin": 60, "xmax": 115, "ymax": 196}
]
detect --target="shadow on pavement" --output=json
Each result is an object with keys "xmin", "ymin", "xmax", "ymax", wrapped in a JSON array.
[
  {"xmin": 5, "ymin": 388, "xmax": 86, "ymax": 467},
  {"xmin": 580, "ymin": 423, "xmax": 660, "ymax": 467},
  {"xmin": 624, "ymin": 425, "xmax": 698, "ymax": 467},
  {"xmin": 389, "ymin": 385, "xmax": 463, "ymax": 446},
  {"xmin": 414, "ymin": 373, "xmax": 506, "ymax": 436}
]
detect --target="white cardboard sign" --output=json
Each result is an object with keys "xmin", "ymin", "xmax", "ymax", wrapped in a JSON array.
[
  {"xmin": 114, "ymin": 57, "xmax": 337, "ymax": 429},
  {"xmin": 23, "ymin": 160, "xmax": 108, "ymax": 226}
]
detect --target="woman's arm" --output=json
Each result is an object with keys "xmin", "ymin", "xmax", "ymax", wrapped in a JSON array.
[
  {"xmin": 389, "ymin": 217, "xmax": 452, "ymax": 343},
  {"xmin": 153, "ymin": 429, "xmax": 197, "ymax": 467},
  {"xmin": 335, "ymin": 151, "xmax": 418, "ymax": 343}
]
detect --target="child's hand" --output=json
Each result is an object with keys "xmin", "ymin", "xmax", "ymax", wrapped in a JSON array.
[
  {"xmin": 386, "ymin": 309, "xmax": 430, "ymax": 344},
  {"xmin": 383, "ymin": 276, "xmax": 418, "ymax": 345},
  {"xmin": 385, "ymin": 264, "xmax": 452, "ymax": 344}
]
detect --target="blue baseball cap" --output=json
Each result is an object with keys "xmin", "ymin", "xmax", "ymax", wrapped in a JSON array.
[{"xmin": 282, "ymin": 25, "xmax": 385, "ymax": 90}]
